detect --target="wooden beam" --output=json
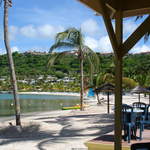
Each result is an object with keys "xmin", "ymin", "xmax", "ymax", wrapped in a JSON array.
[
  {"xmin": 78, "ymin": 0, "xmax": 102, "ymax": 15},
  {"xmin": 114, "ymin": 11, "xmax": 123, "ymax": 150},
  {"xmin": 122, "ymin": 0, "xmax": 150, "ymax": 11},
  {"xmin": 122, "ymin": 16, "xmax": 150, "ymax": 56},
  {"xmin": 78, "ymin": 0, "xmax": 150, "ymax": 18},
  {"xmin": 123, "ymin": 8, "xmax": 150, "ymax": 18},
  {"xmin": 78, "ymin": 0, "xmax": 115, "ymax": 17},
  {"xmin": 98, "ymin": 0, "xmax": 119, "ymax": 58}
]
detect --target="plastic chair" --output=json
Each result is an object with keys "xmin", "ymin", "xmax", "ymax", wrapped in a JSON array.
[
  {"xmin": 122, "ymin": 104, "xmax": 137, "ymax": 143},
  {"xmin": 131, "ymin": 142, "xmax": 150, "ymax": 150},
  {"xmin": 132, "ymin": 102, "xmax": 147, "ymax": 139},
  {"xmin": 140, "ymin": 105, "xmax": 150, "ymax": 138},
  {"xmin": 132, "ymin": 102, "xmax": 147, "ymax": 120}
]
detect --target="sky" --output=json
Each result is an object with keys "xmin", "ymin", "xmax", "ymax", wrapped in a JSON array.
[{"xmin": 0, "ymin": 0, "xmax": 150, "ymax": 54}]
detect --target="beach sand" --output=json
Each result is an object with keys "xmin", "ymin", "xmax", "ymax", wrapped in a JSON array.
[
  {"xmin": 19, "ymin": 92, "xmax": 80, "ymax": 97},
  {"xmin": 0, "ymin": 93, "xmax": 149, "ymax": 150}
]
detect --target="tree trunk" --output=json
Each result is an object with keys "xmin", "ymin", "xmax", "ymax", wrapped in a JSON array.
[
  {"xmin": 3, "ymin": 0, "xmax": 21, "ymax": 126},
  {"xmin": 80, "ymin": 50, "xmax": 84, "ymax": 111}
]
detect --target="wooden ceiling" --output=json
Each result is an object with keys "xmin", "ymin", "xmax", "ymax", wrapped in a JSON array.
[{"xmin": 78, "ymin": 0, "xmax": 150, "ymax": 18}]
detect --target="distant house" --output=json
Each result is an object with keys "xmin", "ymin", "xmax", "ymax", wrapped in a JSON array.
[
  {"xmin": 17, "ymin": 80, "xmax": 28, "ymax": 84},
  {"xmin": 30, "ymin": 79, "xmax": 36, "ymax": 85},
  {"xmin": 0, "ymin": 78, "xmax": 5, "ymax": 81},
  {"xmin": 24, "ymin": 51, "xmax": 48, "ymax": 55},
  {"xmin": 38, "ymin": 75, "xmax": 44, "ymax": 80}
]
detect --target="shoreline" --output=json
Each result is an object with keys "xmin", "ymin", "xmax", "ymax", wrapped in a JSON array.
[
  {"xmin": 19, "ymin": 92, "xmax": 80, "ymax": 96},
  {"xmin": 0, "ymin": 91, "xmax": 80, "ymax": 97}
]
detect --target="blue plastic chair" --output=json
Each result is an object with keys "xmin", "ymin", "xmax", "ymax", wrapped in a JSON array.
[
  {"xmin": 132, "ymin": 102, "xmax": 148, "ymax": 139},
  {"xmin": 139, "ymin": 105, "xmax": 150, "ymax": 138},
  {"xmin": 122, "ymin": 104, "xmax": 137, "ymax": 143},
  {"xmin": 132, "ymin": 102, "xmax": 147, "ymax": 121}
]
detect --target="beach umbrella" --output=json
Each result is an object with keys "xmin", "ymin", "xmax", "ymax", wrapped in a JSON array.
[
  {"xmin": 131, "ymin": 86, "xmax": 150, "ymax": 102},
  {"xmin": 95, "ymin": 83, "xmax": 115, "ymax": 114}
]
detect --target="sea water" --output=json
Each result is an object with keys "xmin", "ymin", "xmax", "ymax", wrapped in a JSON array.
[{"xmin": 0, "ymin": 94, "xmax": 79, "ymax": 116}]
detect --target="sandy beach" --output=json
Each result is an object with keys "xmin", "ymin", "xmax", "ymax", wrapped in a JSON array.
[{"xmin": 0, "ymin": 93, "xmax": 149, "ymax": 150}]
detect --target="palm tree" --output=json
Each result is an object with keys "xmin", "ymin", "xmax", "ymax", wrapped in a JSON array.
[
  {"xmin": 50, "ymin": 28, "xmax": 99, "ymax": 110},
  {"xmin": 3, "ymin": 0, "xmax": 21, "ymax": 125}
]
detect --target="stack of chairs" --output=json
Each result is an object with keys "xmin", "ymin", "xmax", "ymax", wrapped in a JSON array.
[
  {"xmin": 132, "ymin": 102, "xmax": 150, "ymax": 139},
  {"xmin": 140, "ymin": 104, "xmax": 150, "ymax": 137},
  {"xmin": 122, "ymin": 104, "xmax": 137, "ymax": 143}
]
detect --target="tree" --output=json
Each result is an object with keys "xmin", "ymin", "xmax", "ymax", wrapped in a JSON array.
[
  {"xmin": 3, "ymin": 0, "xmax": 21, "ymax": 125},
  {"xmin": 50, "ymin": 28, "xmax": 99, "ymax": 110}
]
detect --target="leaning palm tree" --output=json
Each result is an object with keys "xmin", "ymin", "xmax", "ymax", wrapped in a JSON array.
[
  {"xmin": 49, "ymin": 28, "xmax": 99, "ymax": 110},
  {"xmin": 3, "ymin": 0, "xmax": 21, "ymax": 125}
]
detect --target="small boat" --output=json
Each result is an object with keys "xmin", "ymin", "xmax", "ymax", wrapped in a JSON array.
[{"xmin": 62, "ymin": 104, "xmax": 88, "ymax": 110}]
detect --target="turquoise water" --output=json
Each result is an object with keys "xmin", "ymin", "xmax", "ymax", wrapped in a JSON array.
[{"xmin": 0, "ymin": 94, "xmax": 79, "ymax": 116}]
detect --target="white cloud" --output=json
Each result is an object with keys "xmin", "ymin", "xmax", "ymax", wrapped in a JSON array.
[
  {"xmin": 0, "ymin": 49, "xmax": 6, "ymax": 55},
  {"xmin": 38, "ymin": 24, "xmax": 64, "ymax": 39},
  {"xmin": 98, "ymin": 36, "xmax": 113, "ymax": 53},
  {"xmin": 20, "ymin": 25, "xmax": 37, "ymax": 38},
  {"xmin": 130, "ymin": 45, "xmax": 150, "ymax": 53},
  {"xmin": 84, "ymin": 36, "xmax": 98, "ymax": 50},
  {"xmin": 11, "ymin": 46, "xmax": 19, "ymax": 53},
  {"xmin": 10, "ymin": 26, "xmax": 19, "ymax": 40},
  {"xmin": 123, "ymin": 20, "xmax": 137, "ymax": 35},
  {"xmin": 81, "ymin": 19, "xmax": 100, "ymax": 36},
  {"xmin": 0, "ymin": 46, "xmax": 19, "ymax": 55},
  {"xmin": 84, "ymin": 35, "xmax": 113, "ymax": 53},
  {"xmin": 18, "ymin": 24, "xmax": 64, "ymax": 39}
]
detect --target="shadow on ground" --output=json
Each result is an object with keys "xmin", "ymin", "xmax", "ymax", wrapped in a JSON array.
[{"xmin": 0, "ymin": 113, "xmax": 114, "ymax": 150}]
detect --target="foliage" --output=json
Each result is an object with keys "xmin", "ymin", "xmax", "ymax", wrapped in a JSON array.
[
  {"xmin": 1, "ymin": 52, "xmax": 150, "ymax": 91},
  {"xmin": 122, "ymin": 77, "xmax": 138, "ymax": 90}
]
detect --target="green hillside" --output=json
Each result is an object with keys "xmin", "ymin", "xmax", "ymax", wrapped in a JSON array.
[{"xmin": 1, "ymin": 51, "xmax": 150, "ymax": 92}]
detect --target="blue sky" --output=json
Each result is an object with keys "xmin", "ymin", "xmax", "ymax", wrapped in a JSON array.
[{"xmin": 0, "ymin": 0, "xmax": 150, "ymax": 54}]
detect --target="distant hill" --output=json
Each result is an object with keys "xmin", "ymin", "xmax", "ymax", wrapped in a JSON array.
[{"xmin": 1, "ymin": 51, "xmax": 150, "ymax": 83}]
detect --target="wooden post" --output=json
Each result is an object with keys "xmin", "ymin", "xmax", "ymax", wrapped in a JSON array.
[
  {"xmin": 138, "ymin": 93, "xmax": 141, "ymax": 102},
  {"xmin": 107, "ymin": 91, "xmax": 110, "ymax": 114},
  {"xmin": 114, "ymin": 11, "xmax": 123, "ymax": 150}
]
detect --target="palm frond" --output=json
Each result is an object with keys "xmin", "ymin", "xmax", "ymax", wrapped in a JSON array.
[
  {"xmin": 135, "ymin": 15, "xmax": 143, "ymax": 21},
  {"xmin": 86, "ymin": 55, "xmax": 94, "ymax": 85},
  {"xmin": 47, "ymin": 51, "xmax": 70, "ymax": 67},
  {"xmin": 82, "ymin": 46, "xmax": 100, "ymax": 71},
  {"xmin": 96, "ymin": 73, "xmax": 104, "ymax": 86},
  {"xmin": 49, "ymin": 42, "xmax": 75, "ymax": 52},
  {"xmin": 144, "ymin": 32, "xmax": 150, "ymax": 42},
  {"xmin": 65, "ymin": 28, "xmax": 84, "ymax": 46},
  {"xmin": 47, "ymin": 53, "xmax": 59, "ymax": 67},
  {"xmin": 55, "ymin": 31, "xmax": 68, "ymax": 43},
  {"xmin": 81, "ymin": 45, "xmax": 100, "ymax": 86}
]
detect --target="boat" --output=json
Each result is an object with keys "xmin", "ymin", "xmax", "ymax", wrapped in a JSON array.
[{"xmin": 62, "ymin": 104, "xmax": 89, "ymax": 110}]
